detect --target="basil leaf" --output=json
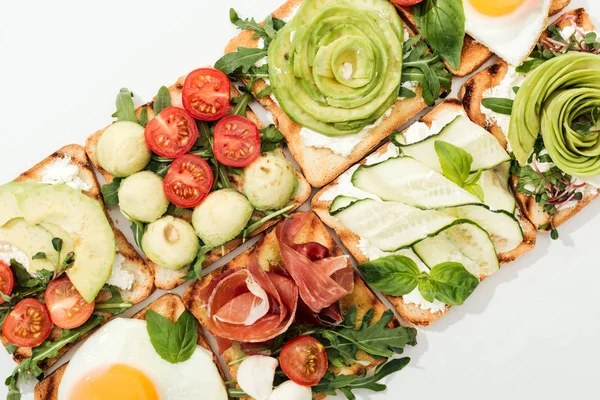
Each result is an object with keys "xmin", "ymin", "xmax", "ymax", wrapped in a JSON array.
[
  {"xmin": 101, "ymin": 178, "xmax": 122, "ymax": 206},
  {"xmin": 153, "ymin": 86, "xmax": 172, "ymax": 116},
  {"xmin": 112, "ymin": 88, "xmax": 137, "ymax": 122},
  {"xmin": 434, "ymin": 140, "xmax": 472, "ymax": 187},
  {"xmin": 417, "ymin": 278, "xmax": 436, "ymax": 303},
  {"xmin": 429, "ymin": 262, "xmax": 479, "ymax": 306},
  {"xmin": 465, "ymin": 183, "xmax": 484, "ymax": 201},
  {"xmin": 358, "ymin": 255, "xmax": 420, "ymax": 296},
  {"xmin": 481, "ymin": 98, "xmax": 513, "ymax": 115},
  {"xmin": 146, "ymin": 310, "xmax": 198, "ymax": 363},
  {"xmin": 214, "ymin": 47, "xmax": 268, "ymax": 75},
  {"xmin": 413, "ymin": 0, "xmax": 465, "ymax": 70}
]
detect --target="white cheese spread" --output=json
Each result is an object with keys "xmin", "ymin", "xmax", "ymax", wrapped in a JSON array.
[
  {"xmin": 41, "ymin": 155, "xmax": 92, "ymax": 192},
  {"xmin": 106, "ymin": 253, "xmax": 135, "ymax": 291},
  {"xmin": 0, "ymin": 242, "xmax": 29, "ymax": 272}
]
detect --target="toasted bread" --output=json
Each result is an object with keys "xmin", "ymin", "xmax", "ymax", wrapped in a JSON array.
[
  {"xmin": 33, "ymin": 294, "xmax": 226, "ymax": 400},
  {"xmin": 86, "ymin": 78, "xmax": 312, "ymax": 290},
  {"xmin": 311, "ymin": 99, "xmax": 537, "ymax": 326},
  {"xmin": 0, "ymin": 144, "xmax": 154, "ymax": 370},
  {"xmin": 459, "ymin": 8, "xmax": 600, "ymax": 231},
  {"xmin": 395, "ymin": 0, "xmax": 571, "ymax": 77},
  {"xmin": 224, "ymin": 0, "xmax": 429, "ymax": 187},
  {"xmin": 183, "ymin": 212, "xmax": 400, "ymax": 400}
]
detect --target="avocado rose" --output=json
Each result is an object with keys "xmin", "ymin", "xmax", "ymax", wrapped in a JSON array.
[
  {"xmin": 268, "ymin": 0, "xmax": 404, "ymax": 137},
  {"xmin": 509, "ymin": 52, "xmax": 600, "ymax": 176}
]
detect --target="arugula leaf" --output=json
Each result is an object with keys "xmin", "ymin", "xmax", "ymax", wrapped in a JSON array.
[
  {"xmin": 153, "ymin": 86, "xmax": 172, "ymax": 116},
  {"xmin": 94, "ymin": 285, "xmax": 132, "ymax": 316},
  {"xmin": 130, "ymin": 220, "xmax": 144, "ymax": 249},
  {"xmin": 101, "ymin": 177, "xmax": 122, "ymax": 206},
  {"xmin": 260, "ymin": 124, "xmax": 285, "ymax": 152},
  {"xmin": 435, "ymin": 141, "xmax": 472, "ymax": 186},
  {"xmin": 184, "ymin": 245, "xmax": 213, "ymax": 281},
  {"xmin": 413, "ymin": 0, "xmax": 465, "ymax": 70},
  {"xmin": 138, "ymin": 107, "xmax": 149, "ymax": 127},
  {"xmin": 146, "ymin": 310, "xmax": 198, "ymax": 363},
  {"xmin": 242, "ymin": 204, "xmax": 295, "ymax": 239},
  {"xmin": 229, "ymin": 8, "xmax": 285, "ymax": 47},
  {"xmin": 481, "ymin": 98, "xmax": 513, "ymax": 115},
  {"xmin": 112, "ymin": 88, "xmax": 137, "ymax": 122},
  {"xmin": 215, "ymin": 47, "xmax": 268, "ymax": 75},
  {"xmin": 358, "ymin": 255, "xmax": 421, "ymax": 296},
  {"xmin": 428, "ymin": 262, "xmax": 479, "ymax": 306},
  {"xmin": 231, "ymin": 92, "xmax": 254, "ymax": 117},
  {"xmin": 5, "ymin": 343, "xmax": 17, "ymax": 355},
  {"xmin": 145, "ymin": 160, "xmax": 171, "ymax": 178},
  {"xmin": 399, "ymin": 87, "xmax": 417, "ymax": 99}
]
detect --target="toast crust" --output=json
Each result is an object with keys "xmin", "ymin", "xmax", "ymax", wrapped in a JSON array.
[
  {"xmin": 311, "ymin": 99, "xmax": 537, "ymax": 326},
  {"xmin": 183, "ymin": 212, "xmax": 400, "ymax": 400},
  {"xmin": 33, "ymin": 294, "xmax": 226, "ymax": 400},
  {"xmin": 459, "ymin": 8, "xmax": 599, "ymax": 231},
  {"xmin": 85, "ymin": 79, "xmax": 312, "ymax": 290},
  {"xmin": 395, "ymin": 0, "xmax": 572, "ymax": 77},
  {"xmin": 1, "ymin": 144, "xmax": 154, "ymax": 370},
  {"xmin": 224, "ymin": 0, "xmax": 428, "ymax": 187}
]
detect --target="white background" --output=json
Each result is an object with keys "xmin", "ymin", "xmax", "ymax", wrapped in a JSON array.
[{"xmin": 1, "ymin": 1, "xmax": 599, "ymax": 399}]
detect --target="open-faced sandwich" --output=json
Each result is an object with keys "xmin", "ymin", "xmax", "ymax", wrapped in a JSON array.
[
  {"xmin": 460, "ymin": 8, "xmax": 600, "ymax": 239},
  {"xmin": 86, "ymin": 70, "xmax": 312, "ymax": 290},
  {"xmin": 218, "ymin": 0, "xmax": 453, "ymax": 187},
  {"xmin": 312, "ymin": 99, "xmax": 537, "ymax": 326},
  {"xmin": 393, "ymin": 0, "xmax": 572, "ymax": 76},
  {"xmin": 34, "ymin": 294, "xmax": 229, "ymax": 400},
  {"xmin": 0, "ymin": 145, "xmax": 154, "ymax": 398},
  {"xmin": 183, "ymin": 211, "xmax": 417, "ymax": 399}
]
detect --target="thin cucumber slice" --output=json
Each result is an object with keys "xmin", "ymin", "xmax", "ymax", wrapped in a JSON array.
[
  {"xmin": 335, "ymin": 198, "xmax": 457, "ymax": 252},
  {"xmin": 393, "ymin": 116, "xmax": 511, "ymax": 173},
  {"xmin": 329, "ymin": 196, "xmax": 358, "ymax": 215},
  {"xmin": 478, "ymin": 168, "xmax": 516, "ymax": 213},
  {"xmin": 442, "ymin": 204, "xmax": 523, "ymax": 254},
  {"xmin": 414, "ymin": 221, "xmax": 500, "ymax": 279},
  {"xmin": 352, "ymin": 157, "xmax": 480, "ymax": 209},
  {"xmin": 494, "ymin": 161, "xmax": 511, "ymax": 190}
]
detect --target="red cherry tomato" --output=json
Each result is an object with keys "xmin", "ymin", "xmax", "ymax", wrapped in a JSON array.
[
  {"xmin": 163, "ymin": 154, "xmax": 214, "ymax": 208},
  {"xmin": 182, "ymin": 68, "xmax": 231, "ymax": 121},
  {"xmin": 2, "ymin": 298, "xmax": 53, "ymax": 348},
  {"xmin": 144, "ymin": 106, "xmax": 199, "ymax": 158},
  {"xmin": 291, "ymin": 242, "xmax": 330, "ymax": 262},
  {"xmin": 213, "ymin": 116, "xmax": 261, "ymax": 168},
  {"xmin": 0, "ymin": 262, "xmax": 14, "ymax": 305},
  {"xmin": 44, "ymin": 278, "xmax": 95, "ymax": 329},
  {"xmin": 280, "ymin": 335, "xmax": 328, "ymax": 387},
  {"xmin": 390, "ymin": 0, "xmax": 424, "ymax": 6}
]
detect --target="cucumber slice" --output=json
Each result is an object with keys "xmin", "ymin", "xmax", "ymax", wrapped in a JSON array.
[
  {"xmin": 478, "ymin": 168, "xmax": 516, "ymax": 213},
  {"xmin": 335, "ymin": 198, "xmax": 457, "ymax": 252},
  {"xmin": 393, "ymin": 116, "xmax": 511, "ymax": 173},
  {"xmin": 494, "ymin": 161, "xmax": 511, "ymax": 190},
  {"xmin": 352, "ymin": 157, "xmax": 480, "ymax": 209},
  {"xmin": 442, "ymin": 204, "xmax": 523, "ymax": 254},
  {"xmin": 329, "ymin": 196, "xmax": 358, "ymax": 215},
  {"xmin": 414, "ymin": 221, "xmax": 499, "ymax": 279}
]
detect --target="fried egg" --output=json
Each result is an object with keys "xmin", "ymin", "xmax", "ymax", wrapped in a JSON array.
[
  {"xmin": 57, "ymin": 318, "xmax": 228, "ymax": 400},
  {"xmin": 464, "ymin": 0, "xmax": 552, "ymax": 66}
]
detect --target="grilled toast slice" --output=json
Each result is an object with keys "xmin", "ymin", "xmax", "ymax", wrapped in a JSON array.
[
  {"xmin": 224, "ymin": 0, "xmax": 429, "ymax": 187},
  {"xmin": 33, "ymin": 294, "xmax": 226, "ymax": 400},
  {"xmin": 395, "ymin": 0, "xmax": 572, "ymax": 77},
  {"xmin": 0, "ymin": 144, "xmax": 154, "ymax": 370},
  {"xmin": 183, "ymin": 211, "xmax": 401, "ymax": 400},
  {"xmin": 311, "ymin": 99, "xmax": 537, "ymax": 326},
  {"xmin": 86, "ymin": 78, "xmax": 312, "ymax": 290},
  {"xmin": 458, "ymin": 8, "xmax": 599, "ymax": 231}
]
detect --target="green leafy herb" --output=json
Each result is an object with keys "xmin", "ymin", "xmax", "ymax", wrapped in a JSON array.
[
  {"xmin": 145, "ymin": 159, "xmax": 171, "ymax": 178},
  {"xmin": 231, "ymin": 92, "xmax": 254, "ymax": 117},
  {"xmin": 184, "ymin": 245, "xmax": 213, "ymax": 281},
  {"xmin": 481, "ymin": 98, "xmax": 514, "ymax": 115},
  {"xmin": 138, "ymin": 108, "xmax": 149, "ymax": 127},
  {"xmin": 32, "ymin": 252, "xmax": 46, "ymax": 260},
  {"xmin": 130, "ymin": 219, "xmax": 144, "ymax": 249},
  {"xmin": 435, "ymin": 140, "xmax": 484, "ymax": 201},
  {"xmin": 358, "ymin": 255, "xmax": 420, "ymax": 296},
  {"xmin": 242, "ymin": 204, "xmax": 295, "ymax": 239},
  {"xmin": 146, "ymin": 310, "xmax": 198, "ymax": 364},
  {"xmin": 229, "ymin": 9, "xmax": 285, "ymax": 48},
  {"xmin": 112, "ymin": 88, "xmax": 137, "ymax": 123},
  {"xmin": 197, "ymin": 121, "xmax": 232, "ymax": 190},
  {"xmin": 428, "ymin": 262, "xmax": 479, "ymax": 306},
  {"xmin": 413, "ymin": 0, "xmax": 465, "ymax": 70},
  {"xmin": 215, "ymin": 47, "xmax": 268, "ymax": 75},
  {"xmin": 153, "ymin": 86, "xmax": 172, "ymax": 116},
  {"xmin": 5, "ymin": 343, "xmax": 17, "ymax": 355},
  {"xmin": 101, "ymin": 177, "xmax": 122, "ymax": 206},
  {"xmin": 94, "ymin": 285, "xmax": 132, "ymax": 316},
  {"xmin": 399, "ymin": 86, "xmax": 417, "ymax": 99},
  {"xmin": 260, "ymin": 124, "xmax": 285, "ymax": 152}
]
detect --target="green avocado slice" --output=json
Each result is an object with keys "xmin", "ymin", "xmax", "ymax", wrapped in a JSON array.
[{"xmin": 268, "ymin": 0, "xmax": 403, "ymax": 136}]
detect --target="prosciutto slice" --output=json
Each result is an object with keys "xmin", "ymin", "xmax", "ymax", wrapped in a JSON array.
[{"xmin": 276, "ymin": 213, "xmax": 354, "ymax": 313}]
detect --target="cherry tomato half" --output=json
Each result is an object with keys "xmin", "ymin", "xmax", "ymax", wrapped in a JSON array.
[
  {"xmin": 163, "ymin": 154, "xmax": 214, "ymax": 208},
  {"xmin": 144, "ymin": 106, "xmax": 199, "ymax": 158},
  {"xmin": 280, "ymin": 335, "xmax": 328, "ymax": 387},
  {"xmin": 44, "ymin": 277, "xmax": 95, "ymax": 329},
  {"xmin": 390, "ymin": 0, "xmax": 424, "ymax": 6},
  {"xmin": 213, "ymin": 115, "xmax": 261, "ymax": 168},
  {"xmin": 2, "ymin": 298, "xmax": 53, "ymax": 348},
  {"xmin": 0, "ymin": 262, "xmax": 14, "ymax": 305},
  {"xmin": 182, "ymin": 68, "xmax": 231, "ymax": 121}
]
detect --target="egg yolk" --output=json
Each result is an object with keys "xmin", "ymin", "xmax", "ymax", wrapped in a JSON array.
[
  {"xmin": 69, "ymin": 364, "xmax": 159, "ymax": 400},
  {"xmin": 468, "ymin": 0, "xmax": 527, "ymax": 17}
]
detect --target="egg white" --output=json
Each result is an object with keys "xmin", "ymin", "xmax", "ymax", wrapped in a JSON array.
[
  {"xmin": 464, "ymin": 0, "xmax": 552, "ymax": 66},
  {"xmin": 57, "ymin": 318, "xmax": 228, "ymax": 400}
]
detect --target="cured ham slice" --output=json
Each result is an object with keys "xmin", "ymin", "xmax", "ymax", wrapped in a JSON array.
[{"xmin": 276, "ymin": 213, "xmax": 354, "ymax": 313}]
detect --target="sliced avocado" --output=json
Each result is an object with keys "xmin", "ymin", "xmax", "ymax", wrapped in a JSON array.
[
  {"xmin": 0, "ymin": 182, "xmax": 42, "ymax": 227},
  {"xmin": 242, "ymin": 152, "xmax": 297, "ymax": 211},
  {"xmin": 0, "ymin": 218, "xmax": 56, "ymax": 274},
  {"xmin": 16, "ymin": 184, "xmax": 116, "ymax": 302}
]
